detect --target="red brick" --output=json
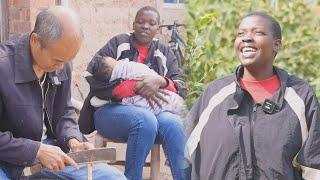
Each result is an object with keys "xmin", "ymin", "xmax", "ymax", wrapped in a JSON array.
[
  {"xmin": 7, "ymin": 0, "xmax": 14, "ymax": 6},
  {"xmin": 12, "ymin": 21, "xmax": 19, "ymax": 33},
  {"xmin": 55, "ymin": 0, "xmax": 61, "ymax": 5},
  {"xmin": 13, "ymin": 0, "xmax": 30, "ymax": 8},
  {"xmin": 8, "ymin": 21, "xmax": 14, "ymax": 33},
  {"xmin": 20, "ymin": 9, "xmax": 30, "ymax": 21},
  {"xmin": 39, "ymin": 0, "xmax": 54, "ymax": 9},
  {"xmin": 14, "ymin": 21, "xmax": 32, "ymax": 34},
  {"xmin": 8, "ymin": 8, "xmax": 20, "ymax": 20},
  {"xmin": 30, "ymin": 0, "xmax": 40, "ymax": 7}
]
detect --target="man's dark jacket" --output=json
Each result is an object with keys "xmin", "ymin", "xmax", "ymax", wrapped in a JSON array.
[{"xmin": 0, "ymin": 34, "xmax": 84, "ymax": 179}]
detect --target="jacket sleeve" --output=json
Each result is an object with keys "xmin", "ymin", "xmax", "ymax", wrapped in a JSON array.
[
  {"xmin": 55, "ymin": 65, "xmax": 84, "ymax": 152},
  {"xmin": 86, "ymin": 42, "xmax": 123, "ymax": 100},
  {"xmin": 184, "ymin": 92, "xmax": 206, "ymax": 180},
  {"xmin": 78, "ymin": 77, "xmax": 121, "ymax": 135},
  {"xmin": 0, "ymin": 94, "xmax": 41, "ymax": 166},
  {"xmin": 78, "ymin": 37, "xmax": 123, "ymax": 134},
  {"xmin": 184, "ymin": 95, "xmax": 202, "ymax": 138},
  {"xmin": 164, "ymin": 47, "xmax": 187, "ymax": 98},
  {"xmin": 113, "ymin": 80, "xmax": 137, "ymax": 99},
  {"xmin": 95, "ymin": 35, "xmax": 119, "ymax": 59},
  {"xmin": 296, "ymin": 88, "xmax": 320, "ymax": 169},
  {"xmin": 78, "ymin": 92, "xmax": 96, "ymax": 134}
]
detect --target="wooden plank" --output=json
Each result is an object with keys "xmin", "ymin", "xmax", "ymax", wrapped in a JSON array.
[
  {"xmin": 87, "ymin": 163, "xmax": 93, "ymax": 180},
  {"xmin": 26, "ymin": 148, "xmax": 116, "ymax": 175},
  {"xmin": 150, "ymin": 144, "xmax": 160, "ymax": 180}
]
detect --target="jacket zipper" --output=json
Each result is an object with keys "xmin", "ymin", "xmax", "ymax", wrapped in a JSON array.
[
  {"xmin": 252, "ymin": 103, "xmax": 259, "ymax": 126},
  {"xmin": 253, "ymin": 104, "xmax": 258, "ymax": 112},
  {"xmin": 249, "ymin": 103, "xmax": 260, "ymax": 179},
  {"xmin": 44, "ymin": 82, "xmax": 55, "ymax": 136},
  {"xmin": 39, "ymin": 78, "xmax": 55, "ymax": 138}
]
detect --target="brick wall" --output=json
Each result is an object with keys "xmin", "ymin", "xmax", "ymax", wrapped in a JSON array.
[{"xmin": 7, "ymin": 0, "xmax": 56, "ymax": 39}]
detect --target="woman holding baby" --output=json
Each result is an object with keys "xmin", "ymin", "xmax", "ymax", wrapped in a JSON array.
[{"xmin": 79, "ymin": 6, "xmax": 188, "ymax": 180}]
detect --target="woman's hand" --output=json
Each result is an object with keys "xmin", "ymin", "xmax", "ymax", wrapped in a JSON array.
[
  {"xmin": 146, "ymin": 89, "xmax": 170, "ymax": 109},
  {"xmin": 134, "ymin": 75, "xmax": 167, "ymax": 98},
  {"xmin": 135, "ymin": 76, "xmax": 169, "ymax": 108},
  {"xmin": 68, "ymin": 138, "xmax": 94, "ymax": 152}
]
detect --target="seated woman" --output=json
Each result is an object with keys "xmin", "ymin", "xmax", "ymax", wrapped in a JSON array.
[
  {"xmin": 86, "ymin": 56, "xmax": 186, "ymax": 115},
  {"xmin": 79, "ymin": 6, "xmax": 187, "ymax": 180},
  {"xmin": 185, "ymin": 12, "xmax": 320, "ymax": 180}
]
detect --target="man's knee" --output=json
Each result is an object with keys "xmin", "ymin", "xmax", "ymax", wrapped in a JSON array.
[
  {"xmin": 0, "ymin": 168, "xmax": 9, "ymax": 180},
  {"xmin": 92, "ymin": 163, "xmax": 126, "ymax": 180}
]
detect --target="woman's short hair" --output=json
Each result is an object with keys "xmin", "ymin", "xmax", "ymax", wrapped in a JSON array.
[
  {"xmin": 135, "ymin": 6, "xmax": 160, "ymax": 23},
  {"xmin": 244, "ymin": 12, "xmax": 282, "ymax": 40}
]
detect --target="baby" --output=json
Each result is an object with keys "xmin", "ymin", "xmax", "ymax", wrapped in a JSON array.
[{"xmin": 85, "ymin": 56, "xmax": 186, "ymax": 115}]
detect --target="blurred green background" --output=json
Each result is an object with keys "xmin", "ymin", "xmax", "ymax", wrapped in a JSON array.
[{"xmin": 183, "ymin": 0, "xmax": 320, "ymax": 107}]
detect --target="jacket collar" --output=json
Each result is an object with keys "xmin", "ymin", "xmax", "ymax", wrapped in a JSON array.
[
  {"xmin": 129, "ymin": 33, "xmax": 158, "ymax": 58},
  {"xmin": 230, "ymin": 65, "xmax": 289, "ymax": 112},
  {"xmin": 14, "ymin": 33, "xmax": 68, "ymax": 84}
]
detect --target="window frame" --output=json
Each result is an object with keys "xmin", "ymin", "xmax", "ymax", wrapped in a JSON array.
[{"xmin": 162, "ymin": 0, "xmax": 185, "ymax": 9}]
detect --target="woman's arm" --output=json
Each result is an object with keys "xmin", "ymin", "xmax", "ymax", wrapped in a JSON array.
[
  {"xmin": 296, "ymin": 88, "xmax": 320, "ymax": 170},
  {"xmin": 85, "ymin": 34, "xmax": 122, "ymax": 100}
]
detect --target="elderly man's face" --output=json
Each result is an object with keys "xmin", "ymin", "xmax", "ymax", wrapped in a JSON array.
[
  {"xmin": 133, "ymin": 10, "xmax": 159, "ymax": 46},
  {"xmin": 30, "ymin": 33, "xmax": 83, "ymax": 72}
]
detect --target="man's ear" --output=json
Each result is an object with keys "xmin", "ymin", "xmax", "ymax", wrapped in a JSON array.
[
  {"xmin": 273, "ymin": 39, "xmax": 282, "ymax": 54},
  {"xmin": 30, "ymin": 32, "xmax": 42, "ymax": 48}
]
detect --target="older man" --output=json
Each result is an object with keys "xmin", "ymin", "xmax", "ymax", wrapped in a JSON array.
[{"xmin": 0, "ymin": 6, "xmax": 125, "ymax": 179}]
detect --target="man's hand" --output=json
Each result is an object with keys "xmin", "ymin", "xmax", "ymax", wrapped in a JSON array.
[
  {"xmin": 134, "ymin": 75, "xmax": 167, "ymax": 98},
  {"xmin": 68, "ymin": 138, "xmax": 94, "ymax": 153},
  {"xmin": 36, "ymin": 144, "xmax": 79, "ymax": 171}
]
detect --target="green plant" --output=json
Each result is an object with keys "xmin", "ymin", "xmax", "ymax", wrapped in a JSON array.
[{"xmin": 184, "ymin": 0, "xmax": 320, "ymax": 107}]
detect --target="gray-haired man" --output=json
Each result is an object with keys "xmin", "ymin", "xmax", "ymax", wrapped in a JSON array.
[{"xmin": 0, "ymin": 6, "xmax": 125, "ymax": 179}]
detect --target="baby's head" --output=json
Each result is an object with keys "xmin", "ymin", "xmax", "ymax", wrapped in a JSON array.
[{"xmin": 92, "ymin": 56, "xmax": 117, "ymax": 82}]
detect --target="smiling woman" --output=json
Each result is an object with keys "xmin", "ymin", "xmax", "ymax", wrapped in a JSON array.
[
  {"xmin": 185, "ymin": 12, "xmax": 320, "ymax": 180},
  {"xmin": 234, "ymin": 12, "xmax": 282, "ymax": 81}
]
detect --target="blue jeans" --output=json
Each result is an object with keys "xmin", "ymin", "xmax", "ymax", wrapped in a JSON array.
[
  {"xmin": 0, "ymin": 168, "xmax": 10, "ymax": 180},
  {"xmin": 94, "ymin": 104, "xmax": 187, "ymax": 180},
  {"xmin": 0, "ymin": 138, "xmax": 126, "ymax": 180},
  {"xmin": 28, "ymin": 163, "xmax": 126, "ymax": 180}
]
